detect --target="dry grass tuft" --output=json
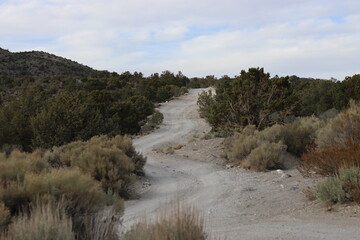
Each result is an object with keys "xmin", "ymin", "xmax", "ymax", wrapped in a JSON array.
[
  {"xmin": 124, "ymin": 203, "xmax": 207, "ymax": 240},
  {"xmin": 1, "ymin": 202, "xmax": 74, "ymax": 240}
]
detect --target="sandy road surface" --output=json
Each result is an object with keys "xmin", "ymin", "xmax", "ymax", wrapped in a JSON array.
[{"xmin": 121, "ymin": 89, "xmax": 360, "ymax": 240}]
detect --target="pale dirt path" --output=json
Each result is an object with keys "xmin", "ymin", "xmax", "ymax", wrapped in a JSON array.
[{"xmin": 121, "ymin": 89, "xmax": 360, "ymax": 240}]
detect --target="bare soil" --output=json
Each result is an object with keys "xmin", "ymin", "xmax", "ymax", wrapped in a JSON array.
[{"xmin": 121, "ymin": 89, "xmax": 360, "ymax": 240}]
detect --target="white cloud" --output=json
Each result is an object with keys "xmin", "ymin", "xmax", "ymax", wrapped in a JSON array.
[
  {"xmin": 153, "ymin": 24, "xmax": 188, "ymax": 41},
  {"xmin": 1, "ymin": 0, "xmax": 360, "ymax": 79}
]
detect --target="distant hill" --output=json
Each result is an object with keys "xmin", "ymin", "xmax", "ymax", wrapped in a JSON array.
[{"xmin": 0, "ymin": 47, "xmax": 97, "ymax": 79}]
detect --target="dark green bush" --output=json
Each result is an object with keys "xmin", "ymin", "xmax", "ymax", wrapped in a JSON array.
[
  {"xmin": 30, "ymin": 91, "xmax": 106, "ymax": 149},
  {"xmin": 140, "ymin": 111, "xmax": 164, "ymax": 134}
]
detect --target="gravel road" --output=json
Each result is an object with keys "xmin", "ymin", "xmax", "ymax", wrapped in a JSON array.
[{"xmin": 121, "ymin": 89, "xmax": 360, "ymax": 240}]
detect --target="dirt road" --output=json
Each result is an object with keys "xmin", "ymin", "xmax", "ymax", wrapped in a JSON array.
[{"xmin": 121, "ymin": 89, "xmax": 360, "ymax": 240}]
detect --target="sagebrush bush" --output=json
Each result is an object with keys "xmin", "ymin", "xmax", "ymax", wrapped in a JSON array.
[
  {"xmin": 226, "ymin": 134, "xmax": 260, "ymax": 163},
  {"xmin": 225, "ymin": 117, "xmax": 324, "ymax": 171},
  {"xmin": 23, "ymin": 168, "xmax": 123, "ymax": 239},
  {"xmin": 299, "ymin": 142, "xmax": 360, "ymax": 177},
  {"xmin": 316, "ymin": 100, "xmax": 360, "ymax": 148},
  {"xmin": 225, "ymin": 124, "xmax": 287, "ymax": 170},
  {"xmin": 0, "ymin": 150, "xmax": 49, "ymax": 187},
  {"xmin": 339, "ymin": 168, "xmax": 360, "ymax": 203},
  {"xmin": 242, "ymin": 142, "xmax": 287, "ymax": 171},
  {"xmin": 316, "ymin": 176, "xmax": 346, "ymax": 203},
  {"xmin": 124, "ymin": 204, "xmax": 207, "ymax": 240},
  {"xmin": 257, "ymin": 124, "xmax": 284, "ymax": 143},
  {"xmin": 316, "ymin": 168, "xmax": 360, "ymax": 204},
  {"xmin": 57, "ymin": 135, "xmax": 144, "ymax": 197},
  {"xmin": 281, "ymin": 117, "xmax": 323, "ymax": 156},
  {"xmin": 1, "ymin": 202, "xmax": 75, "ymax": 240},
  {"xmin": 0, "ymin": 166, "xmax": 122, "ymax": 223},
  {"xmin": 23, "ymin": 168, "xmax": 118, "ymax": 216}
]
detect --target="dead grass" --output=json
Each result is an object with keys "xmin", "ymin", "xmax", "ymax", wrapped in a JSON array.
[
  {"xmin": 299, "ymin": 142, "xmax": 360, "ymax": 177},
  {"xmin": 83, "ymin": 208, "xmax": 121, "ymax": 240},
  {"xmin": 1, "ymin": 202, "xmax": 74, "ymax": 240},
  {"xmin": 124, "ymin": 203, "xmax": 207, "ymax": 240}
]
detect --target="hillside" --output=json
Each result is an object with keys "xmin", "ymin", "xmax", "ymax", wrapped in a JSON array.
[{"xmin": 0, "ymin": 47, "xmax": 96, "ymax": 79}]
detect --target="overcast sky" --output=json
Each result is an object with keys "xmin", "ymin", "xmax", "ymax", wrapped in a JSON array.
[{"xmin": 1, "ymin": 0, "xmax": 359, "ymax": 79}]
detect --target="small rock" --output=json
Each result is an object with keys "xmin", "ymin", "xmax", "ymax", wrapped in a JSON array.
[
  {"xmin": 281, "ymin": 173, "xmax": 292, "ymax": 178},
  {"xmin": 226, "ymin": 164, "xmax": 233, "ymax": 169},
  {"xmin": 290, "ymin": 186, "xmax": 299, "ymax": 190}
]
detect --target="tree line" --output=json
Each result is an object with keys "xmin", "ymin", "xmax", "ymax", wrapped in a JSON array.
[
  {"xmin": 198, "ymin": 67, "xmax": 360, "ymax": 132},
  {"xmin": 0, "ymin": 70, "xmax": 216, "ymax": 151}
]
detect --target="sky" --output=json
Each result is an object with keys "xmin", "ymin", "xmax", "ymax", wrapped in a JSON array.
[{"xmin": 1, "ymin": 0, "xmax": 360, "ymax": 80}]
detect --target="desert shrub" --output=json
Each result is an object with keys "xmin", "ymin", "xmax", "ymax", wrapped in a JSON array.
[
  {"xmin": 58, "ymin": 135, "xmax": 145, "ymax": 197},
  {"xmin": 23, "ymin": 168, "xmax": 123, "ymax": 239},
  {"xmin": 0, "ymin": 166, "xmax": 121, "ymax": 220},
  {"xmin": 281, "ymin": 117, "xmax": 324, "ymax": 156},
  {"xmin": 0, "ymin": 150, "xmax": 49, "ymax": 187},
  {"xmin": 86, "ymin": 135, "xmax": 145, "ymax": 173},
  {"xmin": 316, "ymin": 100, "xmax": 360, "ymax": 148},
  {"xmin": 150, "ymin": 111, "xmax": 164, "ymax": 126},
  {"xmin": 339, "ymin": 168, "xmax": 360, "ymax": 203},
  {"xmin": 257, "ymin": 124, "xmax": 284, "ymax": 143},
  {"xmin": 299, "ymin": 142, "xmax": 360, "ymax": 177},
  {"xmin": 1, "ymin": 202, "xmax": 75, "ymax": 240},
  {"xmin": 180, "ymin": 86, "xmax": 188, "ymax": 95},
  {"xmin": 242, "ymin": 142, "xmax": 287, "ymax": 171},
  {"xmin": 124, "ymin": 204, "xmax": 207, "ymax": 240},
  {"xmin": 0, "ymin": 183, "xmax": 29, "ymax": 215},
  {"xmin": 226, "ymin": 116, "xmax": 324, "ymax": 170},
  {"xmin": 225, "ymin": 125, "xmax": 287, "ymax": 170},
  {"xmin": 42, "ymin": 147, "xmax": 62, "ymax": 168},
  {"xmin": 140, "ymin": 110, "xmax": 164, "ymax": 134},
  {"xmin": 226, "ymin": 134, "xmax": 260, "ymax": 163},
  {"xmin": 316, "ymin": 168, "xmax": 360, "ymax": 204},
  {"xmin": 23, "ymin": 168, "xmax": 119, "ymax": 216},
  {"xmin": 316, "ymin": 175, "xmax": 346, "ymax": 204},
  {"xmin": 318, "ymin": 108, "xmax": 339, "ymax": 120},
  {"xmin": 0, "ymin": 202, "xmax": 10, "ymax": 230}
]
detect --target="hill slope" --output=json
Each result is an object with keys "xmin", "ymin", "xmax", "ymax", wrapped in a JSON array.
[{"xmin": 0, "ymin": 47, "xmax": 96, "ymax": 79}]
